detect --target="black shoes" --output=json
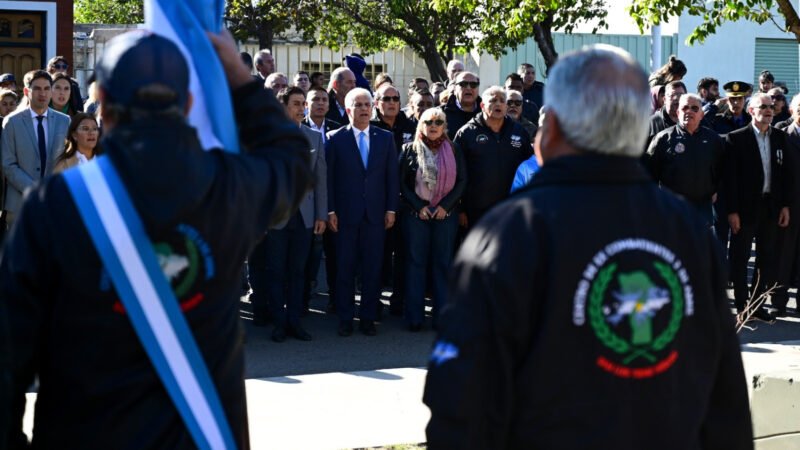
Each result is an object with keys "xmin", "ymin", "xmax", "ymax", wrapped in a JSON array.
[
  {"xmin": 288, "ymin": 325, "xmax": 313, "ymax": 341},
  {"xmin": 359, "ymin": 320, "xmax": 377, "ymax": 336},
  {"xmin": 751, "ymin": 308, "xmax": 777, "ymax": 324},
  {"xmin": 272, "ymin": 324, "xmax": 313, "ymax": 342},
  {"xmin": 338, "ymin": 320, "xmax": 354, "ymax": 337},
  {"xmin": 271, "ymin": 326, "xmax": 287, "ymax": 343}
]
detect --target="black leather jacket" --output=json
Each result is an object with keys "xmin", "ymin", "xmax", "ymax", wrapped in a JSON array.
[{"xmin": 0, "ymin": 80, "xmax": 313, "ymax": 449}]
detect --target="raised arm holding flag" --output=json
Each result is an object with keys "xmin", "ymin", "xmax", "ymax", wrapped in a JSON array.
[{"xmin": 0, "ymin": 24, "xmax": 313, "ymax": 450}]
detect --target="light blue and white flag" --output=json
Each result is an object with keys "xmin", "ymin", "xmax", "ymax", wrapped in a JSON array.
[
  {"xmin": 64, "ymin": 157, "xmax": 238, "ymax": 450},
  {"xmin": 144, "ymin": 0, "xmax": 239, "ymax": 153}
]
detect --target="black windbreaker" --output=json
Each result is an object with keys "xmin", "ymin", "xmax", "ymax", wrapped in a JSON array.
[
  {"xmin": 644, "ymin": 124, "xmax": 725, "ymax": 205},
  {"xmin": 453, "ymin": 114, "xmax": 532, "ymax": 218},
  {"xmin": 0, "ymin": 80, "xmax": 313, "ymax": 450},
  {"xmin": 424, "ymin": 154, "xmax": 752, "ymax": 450}
]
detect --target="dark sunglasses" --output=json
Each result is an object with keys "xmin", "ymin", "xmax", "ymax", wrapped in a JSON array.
[
  {"xmin": 758, "ymin": 104, "xmax": 776, "ymax": 110},
  {"xmin": 507, "ymin": 100, "xmax": 523, "ymax": 107},
  {"xmin": 423, "ymin": 119, "xmax": 445, "ymax": 126},
  {"xmin": 771, "ymin": 95, "xmax": 785, "ymax": 101},
  {"xmin": 681, "ymin": 105, "xmax": 700, "ymax": 112},
  {"xmin": 457, "ymin": 81, "xmax": 479, "ymax": 89},
  {"xmin": 380, "ymin": 95, "xmax": 401, "ymax": 103},
  {"xmin": 54, "ymin": 63, "xmax": 68, "ymax": 70}
]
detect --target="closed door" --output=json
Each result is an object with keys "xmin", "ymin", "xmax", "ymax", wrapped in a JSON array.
[{"xmin": 0, "ymin": 11, "xmax": 45, "ymax": 93}]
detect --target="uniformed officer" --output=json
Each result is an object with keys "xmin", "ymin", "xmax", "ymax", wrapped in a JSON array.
[
  {"xmin": 424, "ymin": 44, "xmax": 752, "ymax": 450},
  {"xmin": 452, "ymin": 85, "xmax": 532, "ymax": 227},
  {"xmin": 709, "ymin": 81, "xmax": 752, "ymax": 135},
  {"xmin": 645, "ymin": 93, "xmax": 724, "ymax": 226}
]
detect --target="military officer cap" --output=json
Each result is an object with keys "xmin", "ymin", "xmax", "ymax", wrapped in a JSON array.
[{"xmin": 722, "ymin": 81, "xmax": 751, "ymax": 97}]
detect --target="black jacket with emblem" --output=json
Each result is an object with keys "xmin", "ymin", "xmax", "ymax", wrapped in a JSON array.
[
  {"xmin": 453, "ymin": 114, "xmax": 532, "ymax": 221},
  {"xmin": 442, "ymin": 95, "xmax": 482, "ymax": 140},
  {"xmin": 424, "ymin": 154, "xmax": 752, "ymax": 450},
  {"xmin": 0, "ymin": 80, "xmax": 314, "ymax": 449},
  {"xmin": 644, "ymin": 124, "xmax": 725, "ymax": 206}
]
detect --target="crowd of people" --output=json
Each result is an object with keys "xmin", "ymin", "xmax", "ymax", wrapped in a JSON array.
[
  {"xmin": 0, "ymin": 27, "xmax": 773, "ymax": 449},
  {"xmin": 644, "ymin": 57, "xmax": 800, "ymax": 323},
  {"xmin": 0, "ymin": 46, "xmax": 796, "ymax": 346}
]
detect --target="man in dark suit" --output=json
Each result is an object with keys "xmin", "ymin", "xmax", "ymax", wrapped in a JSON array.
[
  {"xmin": 773, "ymin": 95, "xmax": 800, "ymax": 316},
  {"xmin": 326, "ymin": 87, "xmax": 399, "ymax": 336},
  {"xmin": 326, "ymin": 67, "xmax": 355, "ymax": 125},
  {"xmin": 725, "ymin": 92, "xmax": 793, "ymax": 322},
  {"xmin": 302, "ymin": 85, "xmax": 341, "ymax": 313}
]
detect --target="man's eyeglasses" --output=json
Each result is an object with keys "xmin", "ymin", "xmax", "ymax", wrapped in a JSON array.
[
  {"xmin": 380, "ymin": 96, "xmax": 401, "ymax": 103},
  {"xmin": 758, "ymin": 104, "xmax": 776, "ymax": 111},
  {"xmin": 507, "ymin": 100, "xmax": 523, "ymax": 107},
  {"xmin": 457, "ymin": 81, "xmax": 479, "ymax": 89},
  {"xmin": 54, "ymin": 63, "xmax": 68, "ymax": 70},
  {"xmin": 423, "ymin": 119, "xmax": 445, "ymax": 126},
  {"xmin": 680, "ymin": 105, "xmax": 701, "ymax": 112}
]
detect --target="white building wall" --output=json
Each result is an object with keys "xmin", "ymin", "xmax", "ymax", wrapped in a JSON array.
[{"xmin": 678, "ymin": 8, "xmax": 798, "ymax": 94}]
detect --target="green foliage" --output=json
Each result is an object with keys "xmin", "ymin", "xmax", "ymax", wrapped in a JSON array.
[
  {"xmin": 628, "ymin": 0, "xmax": 786, "ymax": 45},
  {"xmin": 433, "ymin": 0, "xmax": 609, "ymax": 56},
  {"xmin": 74, "ymin": 0, "xmax": 143, "ymax": 24},
  {"xmin": 225, "ymin": 0, "xmax": 320, "ymax": 49}
]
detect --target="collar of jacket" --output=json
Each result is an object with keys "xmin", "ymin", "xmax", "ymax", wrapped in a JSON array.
[
  {"xmin": 659, "ymin": 106, "xmax": 676, "ymax": 126},
  {"xmin": 444, "ymin": 94, "xmax": 482, "ymax": 114},
  {"xmin": 529, "ymin": 153, "xmax": 651, "ymax": 188},
  {"xmin": 473, "ymin": 112, "xmax": 514, "ymax": 135}
]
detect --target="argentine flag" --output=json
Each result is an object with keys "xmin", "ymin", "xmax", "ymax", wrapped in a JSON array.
[{"xmin": 144, "ymin": 0, "xmax": 239, "ymax": 153}]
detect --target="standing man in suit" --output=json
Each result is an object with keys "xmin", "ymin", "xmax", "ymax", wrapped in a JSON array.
[
  {"xmin": 726, "ymin": 92, "xmax": 793, "ymax": 322},
  {"xmin": 302, "ymin": 85, "xmax": 341, "ymax": 313},
  {"xmin": 327, "ymin": 87, "xmax": 399, "ymax": 336},
  {"xmin": 1, "ymin": 69, "xmax": 69, "ymax": 229},
  {"xmin": 326, "ymin": 67, "xmax": 355, "ymax": 125},
  {"xmin": 261, "ymin": 86, "xmax": 327, "ymax": 342}
]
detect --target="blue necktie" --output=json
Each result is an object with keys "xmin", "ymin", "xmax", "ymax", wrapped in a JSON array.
[
  {"xmin": 36, "ymin": 115, "xmax": 46, "ymax": 177},
  {"xmin": 358, "ymin": 131, "xmax": 369, "ymax": 168}
]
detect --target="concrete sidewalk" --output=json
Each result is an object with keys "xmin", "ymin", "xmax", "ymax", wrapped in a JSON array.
[{"xmin": 246, "ymin": 368, "xmax": 429, "ymax": 450}]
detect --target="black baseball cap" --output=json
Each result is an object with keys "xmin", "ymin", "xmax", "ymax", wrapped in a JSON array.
[{"xmin": 95, "ymin": 31, "xmax": 189, "ymax": 110}]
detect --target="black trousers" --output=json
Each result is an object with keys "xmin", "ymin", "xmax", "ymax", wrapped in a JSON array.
[
  {"xmin": 729, "ymin": 200, "xmax": 781, "ymax": 311},
  {"xmin": 773, "ymin": 222, "xmax": 800, "ymax": 310}
]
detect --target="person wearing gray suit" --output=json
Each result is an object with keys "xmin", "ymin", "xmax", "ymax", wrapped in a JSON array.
[
  {"xmin": 261, "ymin": 87, "xmax": 327, "ymax": 342},
  {"xmin": 1, "ymin": 70, "xmax": 69, "ymax": 229}
]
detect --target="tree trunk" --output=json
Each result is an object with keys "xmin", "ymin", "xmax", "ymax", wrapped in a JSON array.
[
  {"xmin": 420, "ymin": 43, "xmax": 447, "ymax": 82},
  {"xmin": 532, "ymin": 13, "xmax": 558, "ymax": 74},
  {"xmin": 257, "ymin": 24, "xmax": 274, "ymax": 51},
  {"xmin": 776, "ymin": 0, "xmax": 800, "ymax": 41}
]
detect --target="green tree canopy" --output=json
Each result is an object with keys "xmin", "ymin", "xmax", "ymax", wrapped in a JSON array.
[
  {"xmin": 628, "ymin": 0, "xmax": 800, "ymax": 45},
  {"xmin": 74, "ymin": 0, "xmax": 144, "ymax": 24}
]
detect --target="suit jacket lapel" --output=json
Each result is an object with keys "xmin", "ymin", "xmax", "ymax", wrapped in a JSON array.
[
  {"xmin": 21, "ymin": 111, "xmax": 38, "ymax": 155},
  {"xmin": 47, "ymin": 109, "xmax": 58, "ymax": 157},
  {"xmin": 366, "ymin": 128, "xmax": 382, "ymax": 171}
]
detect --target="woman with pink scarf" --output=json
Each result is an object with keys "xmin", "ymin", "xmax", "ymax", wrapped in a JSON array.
[{"xmin": 399, "ymin": 107, "xmax": 466, "ymax": 331}]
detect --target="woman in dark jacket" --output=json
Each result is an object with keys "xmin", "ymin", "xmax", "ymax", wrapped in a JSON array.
[{"xmin": 399, "ymin": 107, "xmax": 466, "ymax": 330}]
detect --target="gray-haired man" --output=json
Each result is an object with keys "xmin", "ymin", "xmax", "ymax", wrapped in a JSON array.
[{"xmin": 424, "ymin": 44, "xmax": 752, "ymax": 450}]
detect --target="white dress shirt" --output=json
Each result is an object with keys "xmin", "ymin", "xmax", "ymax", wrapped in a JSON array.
[{"xmin": 29, "ymin": 107, "xmax": 49, "ymax": 148}]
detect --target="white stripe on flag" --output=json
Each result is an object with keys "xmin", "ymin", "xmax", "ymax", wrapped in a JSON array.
[
  {"xmin": 145, "ymin": 0, "xmax": 222, "ymax": 151},
  {"xmin": 80, "ymin": 162, "xmax": 227, "ymax": 450}
]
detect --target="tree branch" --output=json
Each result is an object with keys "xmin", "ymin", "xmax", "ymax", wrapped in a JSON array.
[{"xmin": 776, "ymin": 0, "xmax": 800, "ymax": 41}]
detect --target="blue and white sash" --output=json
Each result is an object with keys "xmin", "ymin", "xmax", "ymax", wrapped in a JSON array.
[{"xmin": 63, "ymin": 156, "xmax": 237, "ymax": 450}]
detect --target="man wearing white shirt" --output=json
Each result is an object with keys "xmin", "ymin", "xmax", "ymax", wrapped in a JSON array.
[{"xmin": 1, "ymin": 70, "xmax": 69, "ymax": 228}]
